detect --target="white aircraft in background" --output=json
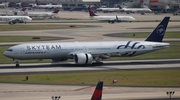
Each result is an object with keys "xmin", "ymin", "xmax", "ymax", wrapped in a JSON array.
[
  {"xmin": 88, "ymin": 7, "xmax": 135, "ymax": 23},
  {"xmin": 96, "ymin": 6, "xmax": 123, "ymax": 12},
  {"xmin": 0, "ymin": 16, "xmax": 32, "ymax": 24},
  {"xmin": 3, "ymin": 17, "xmax": 170, "ymax": 67},
  {"xmin": 119, "ymin": 6, "xmax": 152, "ymax": 13},
  {"xmin": 22, "ymin": 9, "xmax": 59, "ymax": 17},
  {"xmin": 0, "ymin": 2, "xmax": 8, "ymax": 8},
  {"xmin": 35, "ymin": 0, "xmax": 62, "ymax": 9}
]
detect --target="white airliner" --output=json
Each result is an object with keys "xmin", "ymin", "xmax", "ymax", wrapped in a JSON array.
[
  {"xmin": 96, "ymin": 6, "xmax": 122, "ymax": 12},
  {"xmin": 3, "ymin": 17, "xmax": 170, "ymax": 67},
  {"xmin": 0, "ymin": 16, "xmax": 32, "ymax": 24},
  {"xmin": 88, "ymin": 7, "xmax": 135, "ymax": 23},
  {"xmin": 119, "ymin": 6, "xmax": 152, "ymax": 13},
  {"xmin": 0, "ymin": 2, "xmax": 8, "ymax": 8},
  {"xmin": 22, "ymin": 9, "xmax": 59, "ymax": 17},
  {"xmin": 35, "ymin": 0, "xmax": 62, "ymax": 9}
]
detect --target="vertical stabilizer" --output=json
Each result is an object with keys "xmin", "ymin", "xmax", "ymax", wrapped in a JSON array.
[
  {"xmin": 21, "ymin": 8, "xmax": 26, "ymax": 11},
  {"xmin": 35, "ymin": 0, "xmax": 40, "ymax": 5},
  {"xmin": 145, "ymin": 17, "xmax": 170, "ymax": 42},
  {"xmin": 91, "ymin": 81, "xmax": 103, "ymax": 100},
  {"xmin": 88, "ymin": 7, "xmax": 98, "ymax": 16},
  {"xmin": 53, "ymin": 10, "xmax": 59, "ymax": 14}
]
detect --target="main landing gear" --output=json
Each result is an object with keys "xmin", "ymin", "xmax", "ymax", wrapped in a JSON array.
[
  {"xmin": 92, "ymin": 57, "xmax": 104, "ymax": 66},
  {"xmin": 108, "ymin": 21, "xmax": 114, "ymax": 24}
]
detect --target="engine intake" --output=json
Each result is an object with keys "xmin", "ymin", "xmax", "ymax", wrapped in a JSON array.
[{"xmin": 74, "ymin": 53, "xmax": 93, "ymax": 64}]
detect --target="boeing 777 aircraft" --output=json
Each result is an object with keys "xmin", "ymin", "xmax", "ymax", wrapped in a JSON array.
[
  {"xmin": 88, "ymin": 7, "xmax": 135, "ymax": 23},
  {"xmin": 0, "ymin": 16, "xmax": 32, "ymax": 24},
  {"xmin": 3, "ymin": 17, "xmax": 170, "ymax": 67}
]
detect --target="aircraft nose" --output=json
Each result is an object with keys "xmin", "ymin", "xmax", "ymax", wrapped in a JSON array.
[
  {"xmin": 3, "ymin": 51, "xmax": 8, "ymax": 57},
  {"xmin": 3, "ymin": 51, "xmax": 13, "ymax": 58}
]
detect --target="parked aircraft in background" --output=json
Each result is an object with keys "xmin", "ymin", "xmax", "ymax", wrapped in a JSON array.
[
  {"xmin": 119, "ymin": 6, "xmax": 152, "ymax": 13},
  {"xmin": 0, "ymin": 8, "xmax": 26, "ymax": 16},
  {"xmin": 96, "ymin": 6, "xmax": 122, "ymax": 12},
  {"xmin": 91, "ymin": 81, "xmax": 103, "ymax": 100},
  {"xmin": 0, "ymin": 16, "xmax": 32, "ymax": 24},
  {"xmin": 35, "ymin": 0, "xmax": 62, "ymax": 10},
  {"xmin": 0, "ymin": 2, "xmax": 8, "ymax": 8},
  {"xmin": 3, "ymin": 17, "xmax": 170, "ymax": 67},
  {"xmin": 88, "ymin": 7, "xmax": 135, "ymax": 23},
  {"xmin": 22, "ymin": 9, "xmax": 59, "ymax": 17}
]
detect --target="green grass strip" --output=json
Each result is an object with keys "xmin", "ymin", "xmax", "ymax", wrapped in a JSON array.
[
  {"xmin": 0, "ymin": 25, "xmax": 85, "ymax": 31},
  {"xmin": 0, "ymin": 70, "xmax": 180, "ymax": 86},
  {"xmin": 123, "ymin": 32, "xmax": 180, "ymax": 38}
]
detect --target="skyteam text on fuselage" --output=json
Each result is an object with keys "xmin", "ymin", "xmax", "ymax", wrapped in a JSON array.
[{"xmin": 3, "ymin": 17, "xmax": 170, "ymax": 67}]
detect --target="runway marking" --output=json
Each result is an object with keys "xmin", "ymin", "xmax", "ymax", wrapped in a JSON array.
[
  {"xmin": 0, "ymin": 90, "xmax": 73, "ymax": 93},
  {"xmin": 84, "ymin": 86, "xmax": 112, "ymax": 91}
]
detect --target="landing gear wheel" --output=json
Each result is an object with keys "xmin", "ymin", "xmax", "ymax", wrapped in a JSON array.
[
  {"xmin": 15, "ymin": 59, "xmax": 20, "ymax": 67},
  {"xmin": 16, "ymin": 64, "xmax": 20, "ymax": 67},
  {"xmin": 92, "ymin": 62, "xmax": 104, "ymax": 66}
]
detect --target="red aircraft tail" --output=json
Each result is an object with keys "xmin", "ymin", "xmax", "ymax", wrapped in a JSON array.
[
  {"xmin": 91, "ymin": 81, "xmax": 103, "ymax": 100},
  {"xmin": 21, "ymin": 8, "xmax": 26, "ymax": 11},
  {"xmin": 118, "ymin": 5, "xmax": 122, "ymax": 9},
  {"xmin": 52, "ymin": 10, "xmax": 59, "ymax": 14}
]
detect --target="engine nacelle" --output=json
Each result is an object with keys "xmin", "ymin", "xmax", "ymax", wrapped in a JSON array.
[
  {"xmin": 74, "ymin": 53, "xmax": 93, "ymax": 64},
  {"xmin": 117, "ymin": 20, "xmax": 122, "ymax": 22}
]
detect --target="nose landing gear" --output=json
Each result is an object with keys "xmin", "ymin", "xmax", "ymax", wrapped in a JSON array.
[{"xmin": 14, "ymin": 59, "xmax": 20, "ymax": 67}]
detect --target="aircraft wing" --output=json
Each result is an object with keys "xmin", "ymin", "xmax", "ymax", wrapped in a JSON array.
[
  {"xmin": 109, "ymin": 19, "xmax": 116, "ymax": 21},
  {"xmin": 9, "ymin": 18, "xmax": 20, "ymax": 23}
]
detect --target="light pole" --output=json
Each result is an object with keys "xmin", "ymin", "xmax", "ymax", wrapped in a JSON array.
[{"xmin": 166, "ymin": 91, "xmax": 175, "ymax": 100}]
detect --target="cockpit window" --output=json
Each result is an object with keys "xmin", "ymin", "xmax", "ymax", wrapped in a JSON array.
[{"xmin": 6, "ymin": 49, "xmax": 13, "ymax": 51}]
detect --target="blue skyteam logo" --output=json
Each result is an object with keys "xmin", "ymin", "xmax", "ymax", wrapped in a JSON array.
[
  {"xmin": 117, "ymin": 41, "xmax": 145, "ymax": 56},
  {"xmin": 156, "ymin": 25, "xmax": 165, "ymax": 35}
]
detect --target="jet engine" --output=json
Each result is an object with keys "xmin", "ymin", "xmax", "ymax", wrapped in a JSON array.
[
  {"xmin": 117, "ymin": 20, "xmax": 122, "ymax": 22},
  {"xmin": 74, "ymin": 53, "xmax": 93, "ymax": 64}
]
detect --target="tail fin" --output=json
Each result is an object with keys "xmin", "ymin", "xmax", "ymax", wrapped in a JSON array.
[
  {"xmin": 115, "ymin": 15, "xmax": 122, "ymax": 22},
  {"xmin": 53, "ymin": 10, "xmax": 59, "ymax": 14},
  {"xmin": 88, "ymin": 7, "xmax": 98, "ymax": 16},
  {"xmin": 35, "ymin": 0, "xmax": 40, "ymax": 5},
  {"xmin": 118, "ymin": 5, "xmax": 122, "ymax": 9},
  {"xmin": 91, "ymin": 81, "xmax": 103, "ymax": 100},
  {"xmin": 21, "ymin": 8, "xmax": 26, "ymax": 11},
  {"xmin": 145, "ymin": 17, "xmax": 170, "ymax": 42},
  {"xmin": 96, "ymin": 5, "xmax": 99, "ymax": 8}
]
